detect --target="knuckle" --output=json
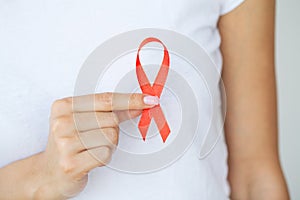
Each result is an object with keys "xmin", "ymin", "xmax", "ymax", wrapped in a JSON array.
[
  {"xmin": 98, "ymin": 147, "xmax": 112, "ymax": 165},
  {"xmin": 98, "ymin": 92, "xmax": 113, "ymax": 110},
  {"xmin": 51, "ymin": 98, "xmax": 71, "ymax": 114},
  {"xmin": 51, "ymin": 115, "xmax": 74, "ymax": 135},
  {"xmin": 110, "ymin": 112, "xmax": 120, "ymax": 125},
  {"xmin": 56, "ymin": 136, "xmax": 80, "ymax": 154},
  {"xmin": 59, "ymin": 157, "xmax": 76, "ymax": 175},
  {"xmin": 59, "ymin": 115, "xmax": 74, "ymax": 127},
  {"xmin": 130, "ymin": 93, "xmax": 142, "ymax": 106},
  {"xmin": 104, "ymin": 128, "xmax": 119, "ymax": 145},
  {"xmin": 130, "ymin": 93, "xmax": 139, "ymax": 101},
  {"xmin": 56, "ymin": 138, "xmax": 71, "ymax": 152}
]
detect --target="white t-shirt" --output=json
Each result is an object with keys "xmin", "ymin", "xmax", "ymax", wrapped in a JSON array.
[{"xmin": 0, "ymin": 0, "xmax": 244, "ymax": 199}]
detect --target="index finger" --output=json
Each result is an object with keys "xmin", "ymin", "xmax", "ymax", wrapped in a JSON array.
[{"xmin": 72, "ymin": 92, "xmax": 159, "ymax": 112}]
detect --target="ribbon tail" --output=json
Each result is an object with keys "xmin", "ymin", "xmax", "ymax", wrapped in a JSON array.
[
  {"xmin": 138, "ymin": 109, "xmax": 152, "ymax": 141},
  {"xmin": 152, "ymin": 65, "xmax": 170, "ymax": 96},
  {"xmin": 152, "ymin": 106, "xmax": 170, "ymax": 143}
]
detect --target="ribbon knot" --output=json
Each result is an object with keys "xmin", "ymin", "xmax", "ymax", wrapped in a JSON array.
[{"xmin": 136, "ymin": 37, "xmax": 171, "ymax": 142}]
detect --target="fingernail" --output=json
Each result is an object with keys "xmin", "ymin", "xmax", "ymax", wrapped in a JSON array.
[{"xmin": 143, "ymin": 95, "xmax": 159, "ymax": 105}]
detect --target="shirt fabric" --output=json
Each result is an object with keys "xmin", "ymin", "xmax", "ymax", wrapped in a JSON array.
[{"xmin": 0, "ymin": 0, "xmax": 244, "ymax": 199}]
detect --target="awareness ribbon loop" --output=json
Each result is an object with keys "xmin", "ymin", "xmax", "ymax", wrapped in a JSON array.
[{"xmin": 136, "ymin": 37, "xmax": 171, "ymax": 142}]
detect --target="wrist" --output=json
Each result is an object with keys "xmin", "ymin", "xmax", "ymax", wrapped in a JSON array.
[
  {"xmin": 30, "ymin": 152, "xmax": 67, "ymax": 200},
  {"xmin": 25, "ymin": 152, "xmax": 47, "ymax": 199}
]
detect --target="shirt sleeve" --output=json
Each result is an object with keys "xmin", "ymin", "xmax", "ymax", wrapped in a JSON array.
[{"xmin": 220, "ymin": 0, "xmax": 245, "ymax": 15}]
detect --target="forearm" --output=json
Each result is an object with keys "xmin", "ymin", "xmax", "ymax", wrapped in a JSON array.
[{"xmin": 0, "ymin": 152, "xmax": 44, "ymax": 199}]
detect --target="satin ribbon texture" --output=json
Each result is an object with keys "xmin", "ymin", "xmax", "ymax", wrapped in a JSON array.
[{"xmin": 136, "ymin": 37, "xmax": 171, "ymax": 142}]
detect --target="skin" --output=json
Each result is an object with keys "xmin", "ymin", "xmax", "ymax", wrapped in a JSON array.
[
  {"xmin": 0, "ymin": 0, "xmax": 290, "ymax": 199},
  {"xmin": 0, "ymin": 93, "xmax": 156, "ymax": 199},
  {"xmin": 219, "ymin": 0, "xmax": 289, "ymax": 199}
]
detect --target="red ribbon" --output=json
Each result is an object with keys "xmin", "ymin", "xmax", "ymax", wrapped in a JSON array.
[{"xmin": 136, "ymin": 37, "xmax": 171, "ymax": 142}]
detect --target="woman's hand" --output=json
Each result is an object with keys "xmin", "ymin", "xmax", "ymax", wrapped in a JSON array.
[
  {"xmin": 0, "ymin": 93, "xmax": 159, "ymax": 200},
  {"xmin": 36, "ymin": 92, "xmax": 158, "ymax": 199}
]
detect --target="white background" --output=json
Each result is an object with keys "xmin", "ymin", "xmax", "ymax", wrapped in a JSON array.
[{"xmin": 276, "ymin": 0, "xmax": 300, "ymax": 199}]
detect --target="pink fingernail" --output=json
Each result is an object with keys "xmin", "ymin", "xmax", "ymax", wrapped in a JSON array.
[{"xmin": 143, "ymin": 95, "xmax": 159, "ymax": 105}]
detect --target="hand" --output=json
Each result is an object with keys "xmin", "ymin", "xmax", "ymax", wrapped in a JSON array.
[{"xmin": 33, "ymin": 93, "xmax": 159, "ymax": 199}]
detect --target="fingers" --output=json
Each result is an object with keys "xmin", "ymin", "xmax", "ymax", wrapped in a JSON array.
[
  {"xmin": 52, "ymin": 110, "xmax": 143, "ymax": 137},
  {"xmin": 51, "ymin": 112, "xmax": 117, "ymax": 136},
  {"xmin": 49, "ymin": 92, "xmax": 153, "ymax": 179},
  {"xmin": 74, "ymin": 110, "xmax": 143, "ymax": 130},
  {"xmin": 77, "ymin": 128, "xmax": 119, "ymax": 152},
  {"xmin": 115, "ymin": 109, "xmax": 143, "ymax": 122},
  {"xmin": 52, "ymin": 93, "xmax": 159, "ymax": 116},
  {"xmin": 102, "ymin": 93, "xmax": 158, "ymax": 111},
  {"xmin": 73, "ymin": 110, "xmax": 143, "ymax": 132},
  {"xmin": 73, "ymin": 112, "xmax": 119, "ymax": 132},
  {"xmin": 74, "ymin": 146, "xmax": 112, "ymax": 174},
  {"xmin": 54, "ymin": 128, "xmax": 118, "ymax": 175}
]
